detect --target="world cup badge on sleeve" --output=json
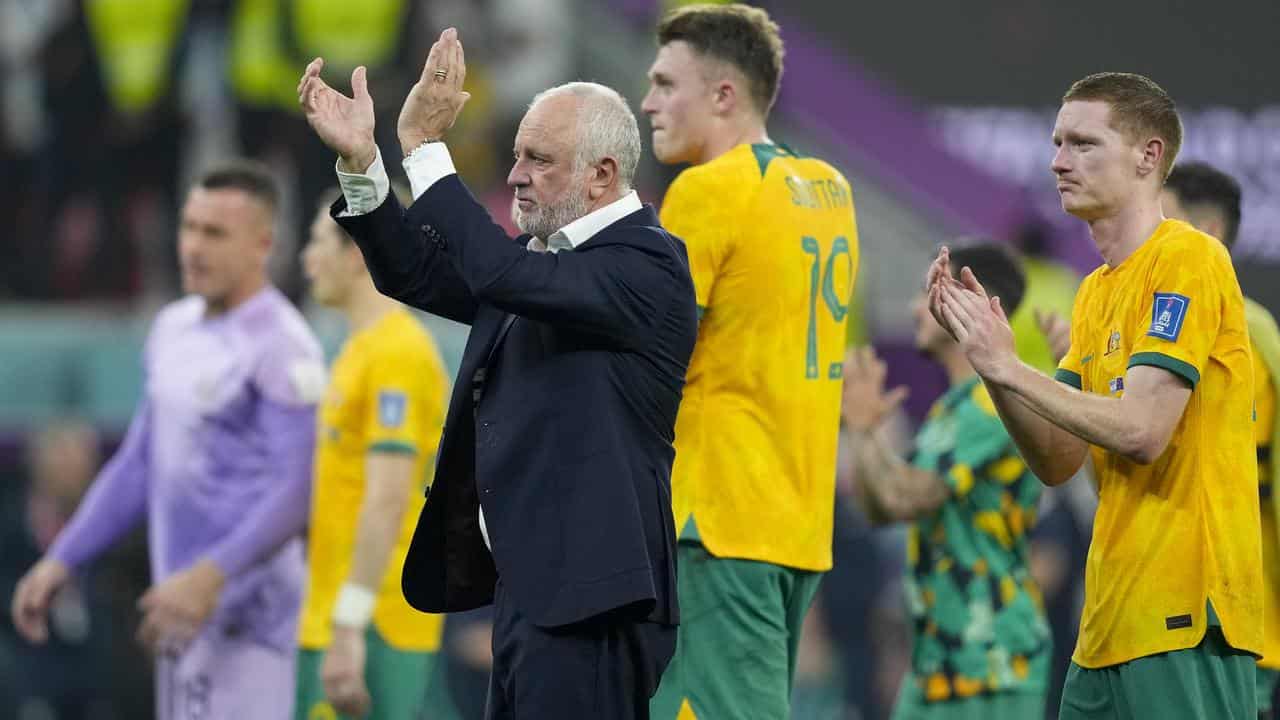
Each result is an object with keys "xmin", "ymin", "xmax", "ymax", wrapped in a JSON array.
[
  {"xmin": 1148, "ymin": 293, "xmax": 1190, "ymax": 341},
  {"xmin": 378, "ymin": 390, "xmax": 408, "ymax": 429}
]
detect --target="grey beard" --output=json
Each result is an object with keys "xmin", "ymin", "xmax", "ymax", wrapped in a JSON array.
[{"xmin": 515, "ymin": 190, "xmax": 592, "ymax": 242}]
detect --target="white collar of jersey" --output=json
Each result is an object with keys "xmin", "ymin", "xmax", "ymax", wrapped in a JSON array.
[{"xmin": 527, "ymin": 190, "xmax": 642, "ymax": 253}]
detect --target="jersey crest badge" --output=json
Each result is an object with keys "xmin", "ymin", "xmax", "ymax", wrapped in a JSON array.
[{"xmin": 1106, "ymin": 330, "xmax": 1121, "ymax": 356}]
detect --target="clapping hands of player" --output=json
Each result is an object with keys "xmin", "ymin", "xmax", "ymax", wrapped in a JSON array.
[
  {"xmin": 322, "ymin": 625, "xmax": 372, "ymax": 717},
  {"xmin": 136, "ymin": 558, "xmax": 225, "ymax": 656},
  {"xmin": 927, "ymin": 247, "xmax": 1019, "ymax": 384},
  {"xmin": 841, "ymin": 347, "xmax": 909, "ymax": 432}
]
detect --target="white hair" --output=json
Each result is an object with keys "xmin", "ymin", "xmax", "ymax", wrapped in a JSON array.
[{"xmin": 529, "ymin": 82, "xmax": 641, "ymax": 192}]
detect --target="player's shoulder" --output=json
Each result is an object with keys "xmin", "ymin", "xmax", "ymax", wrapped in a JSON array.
[
  {"xmin": 364, "ymin": 309, "xmax": 446, "ymax": 372},
  {"xmin": 1155, "ymin": 219, "xmax": 1231, "ymax": 265},
  {"xmin": 242, "ymin": 288, "xmax": 323, "ymax": 360},
  {"xmin": 368, "ymin": 309, "xmax": 436, "ymax": 353},
  {"xmin": 253, "ymin": 297, "xmax": 326, "ymax": 404},
  {"xmin": 151, "ymin": 295, "xmax": 206, "ymax": 334},
  {"xmin": 668, "ymin": 145, "xmax": 760, "ymax": 199}
]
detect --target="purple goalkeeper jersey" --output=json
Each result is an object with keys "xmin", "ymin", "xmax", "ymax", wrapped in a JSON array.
[{"xmin": 50, "ymin": 287, "xmax": 324, "ymax": 651}]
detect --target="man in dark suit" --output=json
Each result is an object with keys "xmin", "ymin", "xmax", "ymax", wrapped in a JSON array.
[{"xmin": 297, "ymin": 27, "xmax": 697, "ymax": 719}]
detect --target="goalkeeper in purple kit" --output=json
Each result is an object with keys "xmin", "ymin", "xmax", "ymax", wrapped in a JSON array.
[{"xmin": 10, "ymin": 162, "xmax": 324, "ymax": 720}]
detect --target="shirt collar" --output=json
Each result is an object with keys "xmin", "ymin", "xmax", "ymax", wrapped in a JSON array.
[
  {"xmin": 527, "ymin": 190, "xmax": 642, "ymax": 253},
  {"xmin": 203, "ymin": 285, "xmax": 278, "ymax": 325}
]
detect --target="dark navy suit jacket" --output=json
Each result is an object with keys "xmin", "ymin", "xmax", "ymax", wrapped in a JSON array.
[{"xmin": 333, "ymin": 175, "xmax": 696, "ymax": 628}]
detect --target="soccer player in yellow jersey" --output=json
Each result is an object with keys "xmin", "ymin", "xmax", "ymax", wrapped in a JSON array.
[
  {"xmin": 295, "ymin": 198, "xmax": 449, "ymax": 720},
  {"xmin": 641, "ymin": 5, "xmax": 859, "ymax": 718},
  {"xmin": 927, "ymin": 72, "xmax": 1262, "ymax": 720},
  {"xmin": 1162, "ymin": 162, "xmax": 1280, "ymax": 720}
]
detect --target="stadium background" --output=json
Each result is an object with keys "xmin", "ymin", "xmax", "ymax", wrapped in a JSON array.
[{"xmin": 0, "ymin": 0, "xmax": 1276, "ymax": 718}]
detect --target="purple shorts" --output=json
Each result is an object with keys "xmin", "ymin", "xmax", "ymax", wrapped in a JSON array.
[{"xmin": 156, "ymin": 627, "xmax": 295, "ymax": 720}]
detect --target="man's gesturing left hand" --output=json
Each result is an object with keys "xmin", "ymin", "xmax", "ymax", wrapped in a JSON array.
[{"xmin": 398, "ymin": 27, "xmax": 472, "ymax": 154}]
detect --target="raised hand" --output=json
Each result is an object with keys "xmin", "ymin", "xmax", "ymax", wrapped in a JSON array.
[
  {"xmin": 926, "ymin": 247, "xmax": 961, "ymax": 340},
  {"xmin": 937, "ymin": 266, "xmax": 1019, "ymax": 384},
  {"xmin": 298, "ymin": 59, "xmax": 377, "ymax": 172},
  {"xmin": 842, "ymin": 347, "xmax": 909, "ymax": 432},
  {"xmin": 1035, "ymin": 309, "xmax": 1072, "ymax": 364},
  {"xmin": 398, "ymin": 27, "xmax": 472, "ymax": 154}
]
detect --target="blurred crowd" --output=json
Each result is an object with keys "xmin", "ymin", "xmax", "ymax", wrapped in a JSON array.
[{"xmin": 0, "ymin": 0, "xmax": 581, "ymax": 304}]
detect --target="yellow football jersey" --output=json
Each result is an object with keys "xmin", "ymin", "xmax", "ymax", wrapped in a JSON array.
[
  {"xmin": 1055, "ymin": 219, "xmax": 1262, "ymax": 667},
  {"xmin": 299, "ymin": 309, "xmax": 448, "ymax": 651},
  {"xmin": 1245, "ymin": 298, "xmax": 1280, "ymax": 668},
  {"xmin": 660, "ymin": 143, "xmax": 859, "ymax": 571}
]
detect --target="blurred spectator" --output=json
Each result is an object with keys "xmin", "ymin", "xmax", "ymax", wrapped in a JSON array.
[
  {"xmin": 792, "ymin": 594, "xmax": 849, "ymax": 719},
  {"xmin": 842, "ymin": 245, "xmax": 1051, "ymax": 719},
  {"xmin": 1007, "ymin": 221, "xmax": 1080, "ymax": 374},
  {"xmin": 0, "ymin": 420, "xmax": 152, "ymax": 720},
  {"xmin": 230, "ymin": 0, "xmax": 420, "ymax": 301},
  {"xmin": 824, "ymin": 470, "xmax": 895, "ymax": 720},
  {"xmin": 1027, "ymin": 475, "xmax": 1096, "ymax": 720},
  {"xmin": 50, "ymin": 0, "xmax": 186, "ymax": 300},
  {"xmin": 0, "ymin": 0, "xmax": 69, "ymax": 297}
]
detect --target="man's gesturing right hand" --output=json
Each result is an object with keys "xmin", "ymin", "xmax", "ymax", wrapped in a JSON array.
[{"xmin": 298, "ymin": 59, "xmax": 377, "ymax": 173}]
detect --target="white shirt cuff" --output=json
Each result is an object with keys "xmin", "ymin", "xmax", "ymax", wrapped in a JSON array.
[
  {"xmin": 334, "ymin": 148, "xmax": 390, "ymax": 217},
  {"xmin": 403, "ymin": 142, "xmax": 457, "ymax": 200}
]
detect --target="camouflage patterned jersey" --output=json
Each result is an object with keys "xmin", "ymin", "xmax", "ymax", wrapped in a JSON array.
[{"xmin": 904, "ymin": 376, "xmax": 1051, "ymax": 702}]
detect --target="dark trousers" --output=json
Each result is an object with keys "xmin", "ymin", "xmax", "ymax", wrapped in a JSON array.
[{"xmin": 485, "ymin": 580, "xmax": 676, "ymax": 719}]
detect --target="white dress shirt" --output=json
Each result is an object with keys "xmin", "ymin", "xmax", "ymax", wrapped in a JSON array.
[{"xmin": 334, "ymin": 144, "xmax": 643, "ymax": 550}]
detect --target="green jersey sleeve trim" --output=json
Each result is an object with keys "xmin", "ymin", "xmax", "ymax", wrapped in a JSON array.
[
  {"xmin": 1054, "ymin": 369, "xmax": 1082, "ymax": 389},
  {"xmin": 1128, "ymin": 351, "xmax": 1200, "ymax": 388},
  {"xmin": 368, "ymin": 440, "xmax": 419, "ymax": 455}
]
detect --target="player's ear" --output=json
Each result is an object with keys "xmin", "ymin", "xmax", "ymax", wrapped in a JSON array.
[
  {"xmin": 1137, "ymin": 136, "xmax": 1164, "ymax": 179},
  {"xmin": 711, "ymin": 79, "xmax": 737, "ymax": 116}
]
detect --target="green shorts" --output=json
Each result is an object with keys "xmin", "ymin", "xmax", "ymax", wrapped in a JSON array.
[
  {"xmin": 1058, "ymin": 626, "xmax": 1256, "ymax": 720},
  {"xmin": 1258, "ymin": 666, "xmax": 1280, "ymax": 714},
  {"xmin": 295, "ymin": 627, "xmax": 439, "ymax": 720},
  {"xmin": 891, "ymin": 678, "xmax": 1045, "ymax": 720},
  {"xmin": 649, "ymin": 541, "xmax": 824, "ymax": 720}
]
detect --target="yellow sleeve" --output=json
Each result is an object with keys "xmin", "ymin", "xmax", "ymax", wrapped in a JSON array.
[
  {"xmin": 364, "ymin": 345, "xmax": 434, "ymax": 455},
  {"xmin": 658, "ymin": 168, "xmax": 738, "ymax": 314},
  {"xmin": 1127, "ymin": 240, "xmax": 1223, "ymax": 388},
  {"xmin": 1054, "ymin": 276, "xmax": 1091, "ymax": 390}
]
